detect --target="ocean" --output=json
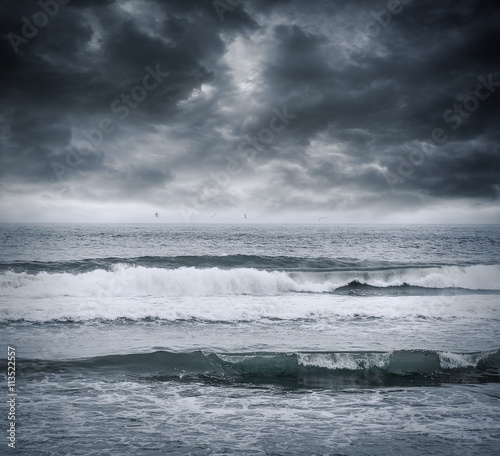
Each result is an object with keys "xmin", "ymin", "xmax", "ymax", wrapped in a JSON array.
[{"xmin": 1, "ymin": 223, "xmax": 499, "ymax": 455}]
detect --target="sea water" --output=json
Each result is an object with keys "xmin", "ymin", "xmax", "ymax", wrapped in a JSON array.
[{"xmin": 0, "ymin": 224, "xmax": 499, "ymax": 455}]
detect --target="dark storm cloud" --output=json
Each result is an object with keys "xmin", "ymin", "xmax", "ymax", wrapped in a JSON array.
[
  {"xmin": 0, "ymin": 0, "xmax": 499, "ymax": 219},
  {"xmin": 233, "ymin": 0, "xmax": 500, "ymax": 206},
  {"xmin": 0, "ymin": 0, "xmax": 258, "ymax": 201}
]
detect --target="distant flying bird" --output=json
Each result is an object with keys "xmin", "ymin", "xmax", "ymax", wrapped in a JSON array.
[
  {"xmin": 319, "ymin": 217, "xmax": 328, "ymax": 221},
  {"xmin": 244, "ymin": 214, "xmax": 247, "ymax": 219},
  {"xmin": 211, "ymin": 212, "xmax": 217, "ymax": 218},
  {"xmin": 155, "ymin": 213, "xmax": 159, "ymax": 217}
]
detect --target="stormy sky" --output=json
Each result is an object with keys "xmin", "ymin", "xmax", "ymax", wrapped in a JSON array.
[{"xmin": 1, "ymin": 0, "xmax": 499, "ymax": 223}]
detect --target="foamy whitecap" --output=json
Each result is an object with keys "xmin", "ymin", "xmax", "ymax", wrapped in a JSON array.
[{"xmin": 1, "ymin": 264, "xmax": 499, "ymax": 299}]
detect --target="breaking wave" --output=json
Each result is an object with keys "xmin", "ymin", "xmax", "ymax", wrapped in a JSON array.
[
  {"xmin": 13, "ymin": 349, "xmax": 500, "ymax": 388},
  {"xmin": 1, "ymin": 264, "xmax": 499, "ymax": 299}
]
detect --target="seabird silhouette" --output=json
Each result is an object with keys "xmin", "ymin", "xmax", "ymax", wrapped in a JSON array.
[
  {"xmin": 319, "ymin": 217, "xmax": 328, "ymax": 221},
  {"xmin": 211, "ymin": 212, "xmax": 217, "ymax": 218},
  {"xmin": 244, "ymin": 214, "xmax": 247, "ymax": 219},
  {"xmin": 155, "ymin": 213, "xmax": 159, "ymax": 217}
]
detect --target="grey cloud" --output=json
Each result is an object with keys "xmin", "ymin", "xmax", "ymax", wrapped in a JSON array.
[{"xmin": 0, "ymin": 0, "xmax": 499, "ymax": 221}]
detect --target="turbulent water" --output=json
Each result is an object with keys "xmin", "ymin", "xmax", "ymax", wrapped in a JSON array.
[{"xmin": 1, "ymin": 223, "xmax": 499, "ymax": 455}]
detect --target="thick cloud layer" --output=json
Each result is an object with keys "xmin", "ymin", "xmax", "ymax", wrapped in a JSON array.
[{"xmin": 0, "ymin": 0, "xmax": 499, "ymax": 222}]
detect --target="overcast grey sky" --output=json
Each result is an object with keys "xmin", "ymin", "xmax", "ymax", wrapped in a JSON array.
[{"xmin": 1, "ymin": 0, "xmax": 499, "ymax": 223}]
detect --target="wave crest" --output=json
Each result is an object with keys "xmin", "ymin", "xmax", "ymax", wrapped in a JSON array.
[
  {"xmin": 11, "ymin": 349, "xmax": 500, "ymax": 388},
  {"xmin": 1, "ymin": 264, "xmax": 499, "ymax": 298}
]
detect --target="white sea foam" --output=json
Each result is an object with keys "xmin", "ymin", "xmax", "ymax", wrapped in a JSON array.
[
  {"xmin": 296, "ymin": 351, "xmax": 496, "ymax": 371},
  {"xmin": 1, "ymin": 264, "xmax": 499, "ymax": 300},
  {"xmin": 298, "ymin": 352, "xmax": 390, "ymax": 370},
  {"xmin": 438, "ymin": 350, "xmax": 494, "ymax": 369},
  {"xmin": 1, "ymin": 292, "xmax": 499, "ymax": 324},
  {"xmin": 0, "ymin": 266, "xmax": 298, "ymax": 298},
  {"xmin": 292, "ymin": 264, "xmax": 500, "ymax": 291}
]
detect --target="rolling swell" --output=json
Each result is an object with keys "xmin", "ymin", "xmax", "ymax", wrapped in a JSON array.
[
  {"xmin": 0, "ymin": 255, "xmax": 494, "ymax": 274},
  {"xmin": 14, "ymin": 349, "xmax": 500, "ymax": 388},
  {"xmin": 0, "ymin": 255, "xmax": 372, "ymax": 274}
]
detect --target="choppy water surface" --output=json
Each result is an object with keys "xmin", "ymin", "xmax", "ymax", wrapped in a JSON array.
[{"xmin": 1, "ymin": 224, "xmax": 499, "ymax": 455}]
